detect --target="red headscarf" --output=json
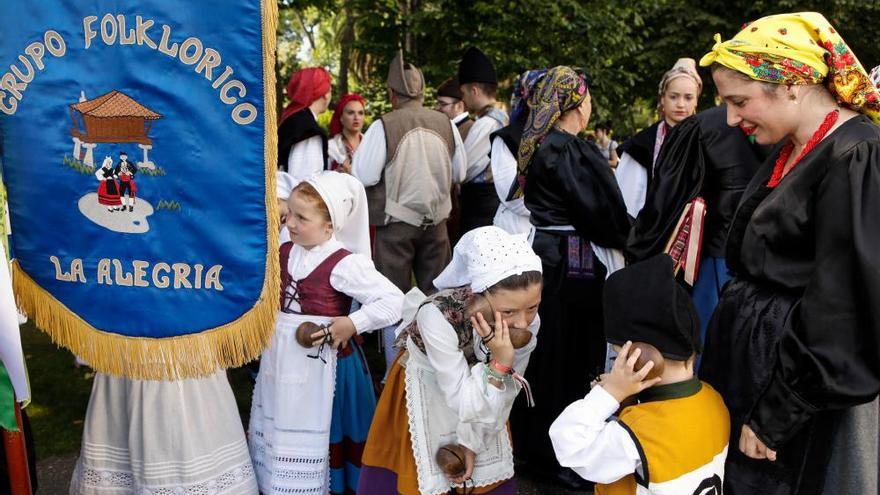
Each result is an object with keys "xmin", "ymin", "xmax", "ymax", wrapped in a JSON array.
[
  {"xmin": 280, "ymin": 67, "xmax": 332, "ymax": 125},
  {"xmin": 329, "ymin": 93, "xmax": 366, "ymax": 137}
]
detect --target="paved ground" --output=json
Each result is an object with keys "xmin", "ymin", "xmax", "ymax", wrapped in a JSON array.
[
  {"xmin": 37, "ymin": 454, "xmax": 592, "ymax": 494},
  {"xmin": 35, "ymin": 454, "xmax": 77, "ymax": 494}
]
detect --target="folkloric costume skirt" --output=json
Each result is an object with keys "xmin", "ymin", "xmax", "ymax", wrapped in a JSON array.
[
  {"xmin": 97, "ymin": 180, "xmax": 121, "ymax": 206},
  {"xmin": 329, "ymin": 337, "xmax": 376, "ymax": 495},
  {"xmin": 357, "ymin": 353, "xmax": 516, "ymax": 495},
  {"xmin": 701, "ymin": 278, "xmax": 834, "ymax": 495},
  {"xmin": 249, "ymin": 311, "xmax": 337, "ymax": 495},
  {"xmin": 69, "ymin": 371, "xmax": 257, "ymax": 494}
]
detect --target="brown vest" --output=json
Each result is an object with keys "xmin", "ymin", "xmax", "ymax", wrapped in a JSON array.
[
  {"xmin": 366, "ymin": 100, "xmax": 456, "ymax": 226},
  {"xmin": 456, "ymin": 117, "xmax": 474, "ymax": 142}
]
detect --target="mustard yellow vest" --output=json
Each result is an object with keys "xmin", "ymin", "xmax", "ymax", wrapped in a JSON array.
[{"xmin": 596, "ymin": 378, "xmax": 730, "ymax": 495}]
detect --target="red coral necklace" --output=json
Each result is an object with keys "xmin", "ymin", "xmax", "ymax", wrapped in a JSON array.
[{"xmin": 767, "ymin": 109, "xmax": 839, "ymax": 188}]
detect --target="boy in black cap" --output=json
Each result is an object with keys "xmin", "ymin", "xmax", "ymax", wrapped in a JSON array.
[
  {"xmin": 456, "ymin": 47, "xmax": 508, "ymax": 234},
  {"xmin": 549, "ymin": 254, "xmax": 730, "ymax": 495},
  {"xmin": 435, "ymin": 76, "xmax": 473, "ymax": 141}
]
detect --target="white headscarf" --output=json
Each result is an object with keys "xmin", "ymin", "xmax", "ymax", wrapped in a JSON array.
[
  {"xmin": 276, "ymin": 171, "xmax": 298, "ymax": 199},
  {"xmin": 306, "ymin": 171, "xmax": 371, "ymax": 256},
  {"xmin": 434, "ymin": 226, "xmax": 542, "ymax": 293}
]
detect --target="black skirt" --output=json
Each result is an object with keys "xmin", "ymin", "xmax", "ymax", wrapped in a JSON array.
[
  {"xmin": 510, "ymin": 230, "xmax": 607, "ymax": 473},
  {"xmin": 701, "ymin": 277, "xmax": 836, "ymax": 495}
]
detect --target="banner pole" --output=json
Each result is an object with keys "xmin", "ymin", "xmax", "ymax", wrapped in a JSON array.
[{"xmin": 2, "ymin": 402, "xmax": 32, "ymax": 495}]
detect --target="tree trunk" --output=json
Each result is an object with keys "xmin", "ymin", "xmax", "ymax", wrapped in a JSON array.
[
  {"xmin": 293, "ymin": 9, "xmax": 316, "ymax": 51},
  {"xmin": 338, "ymin": 4, "xmax": 355, "ymax": 95}
]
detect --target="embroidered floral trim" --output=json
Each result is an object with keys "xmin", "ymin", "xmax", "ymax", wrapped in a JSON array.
[
  {"xmin": 731, "ymin": 50, "xmax": 823, "ymax": 84},
  {"xmin": 395, "ymin": 287, "xmax": 479, "ymax": 366}
]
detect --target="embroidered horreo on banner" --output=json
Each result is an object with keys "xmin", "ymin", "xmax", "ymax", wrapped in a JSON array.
[{"xmin": 0, "ymin": 1, "xmax": 280, "ymax": 379}]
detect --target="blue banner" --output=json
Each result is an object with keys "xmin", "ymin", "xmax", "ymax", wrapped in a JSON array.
[{"xmin": 0, "ymin": 1, "xmax": 279, "ymax": 379}]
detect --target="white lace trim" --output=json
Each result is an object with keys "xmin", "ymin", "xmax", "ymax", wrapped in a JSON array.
[
  {"xmin": 247, "ymin": 312, "xmax": 337, "ymax": 495},
  {"xmin": 76, "ymin": 462, "xmax": 254, "ymax": 494},
  {"xmin": 248, "ymin": 430, "xmax": 329, "ymax": 495},
  {"xmin": 403, "ymin": 340, "xmax": 514, "ymax": 495}
]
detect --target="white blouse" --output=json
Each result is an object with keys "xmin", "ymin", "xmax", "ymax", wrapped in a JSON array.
[
  {"xmin": 414, "ymin": 303, "xmax": 539, "ymax": 453},
  {"xmin": 351, "ymin": 119, "xmax": 467, "ymax": 187},
  {"xmin": 463, "ymin": 115, "xmax": 504, "ymax": 183},
  {"xmin": 328, "ymin": 133, "xmax": 361, "ymax": 169},
  {"xmin": 286, "ymin": 237, "xmax": 403, "ymax": 333},
  {"xmin": 614, "ymin": 151, "xmax": 649, "ymax": 218},
  {"xmin": 287, "ymin": 111, "xmax": 326, "ymax": 181},
  {"xmin": 489, "ymin": 136, "xmax": 533, "ymax": 238}
]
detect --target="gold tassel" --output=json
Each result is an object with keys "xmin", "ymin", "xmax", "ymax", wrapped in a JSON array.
[{"xmin": 11, "ymin": 1, "xmax": 281, "ymax": 381}]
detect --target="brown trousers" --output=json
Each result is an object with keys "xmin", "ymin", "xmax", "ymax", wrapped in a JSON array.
[{"xmin": 373, "ymin": 221, "xmax": 451, "ymax": 295}]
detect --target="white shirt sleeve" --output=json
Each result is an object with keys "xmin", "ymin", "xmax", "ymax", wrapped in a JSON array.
[
  {"xmin": 327, "ymin": 134, "xmax": 347, "ymax": 167},
  {"xmin": 287, "ymin": 135, "xmax": 325, "ymax": 181},
  {"xmin": 416, "ymin": 305, "xmax": 539, "ymax": 453},
  {"xmin": 615, "ymin": 151, "xmax": 649, "ymax": 218},
  {"xmin": 450, "ymin": 121, "xmax": 467, "ymax": 185},
  {"xmin": 549, "ymin": 386, "xmax": 644, "ymax": 484},
  {"xmin": 490, "ymin": 137, "xmax": 528, "ymax": 216},
  {"xmin": 351, "ymin": 121, "xmax": 387, "ymax": 187},
  {"xmin": 330, "ymin": 253, "xmax": 404, "ymax": 333},
  {"xmin": 463, "ymin": 117, "xmax": 502, "ymax": 182}
]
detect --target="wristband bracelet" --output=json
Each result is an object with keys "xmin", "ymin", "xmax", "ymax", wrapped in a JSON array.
[
  {"xmin": 490, "ymin": 359, "xmax": 513, "ymax": 375},
  {"xmin": 485, "ymin": 365, "xmax": 508, "ymax": 382}
]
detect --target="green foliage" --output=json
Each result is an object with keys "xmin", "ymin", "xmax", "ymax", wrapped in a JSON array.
[
  {"xmin": 279, "ymin": 0, "xmax": 880, "ymax": 137},
  {"xmin": 62, "ymin": 155, "xmax": 94, "ymax": 175},
  {"xmin": 139, "ymin": 167, "xmax": 166, "ymax": 177},
  {"xmin": 156, "ymin": 200, "xmax": 182, "ymax": 211}
]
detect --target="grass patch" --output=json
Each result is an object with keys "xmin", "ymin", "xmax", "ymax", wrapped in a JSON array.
[
  {"xmin": 61, "ymin": 155, "xmax": 94, "ymax": 175},
  {"xmin": 139, "ymin": 167, "xmax": 166, "ymax": 177},
  {"xmin": 21, "ymin": 322, "xmax": 93, "ymax": 457},
  {"xmin": 22, "ymin": 322, "xmax": 258, "ymax": 456},
  {"xmin": 21, "ymin": 324, "xmax": 389, "ymax": 457},
  {"xmin": 156, "ymin": 200, "xmax": 182, "ymax": 212}
]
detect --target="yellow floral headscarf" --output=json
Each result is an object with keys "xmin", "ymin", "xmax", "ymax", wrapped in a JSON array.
[{"xmin": 700, "ymin": 12, "xmax": 880, "ymax": 124}]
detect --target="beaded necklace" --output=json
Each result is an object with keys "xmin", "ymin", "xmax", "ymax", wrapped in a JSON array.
[{"xmin": 767, "ymin": 109, "xmax": 839, "ymax": 188}]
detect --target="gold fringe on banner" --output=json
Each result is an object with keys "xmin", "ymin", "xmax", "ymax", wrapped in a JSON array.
[{"xmin": 11, "ymin": 0, "xmax": 280, "ymax": 381}]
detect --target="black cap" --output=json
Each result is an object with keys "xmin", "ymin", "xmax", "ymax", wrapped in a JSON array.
[
  {"xmin": 458, "ymin": 47, "xmax": 497, "ymax": 85},
  {"xmin": 437, "ymin": 77, "xmax": 463, "ymax": 99},
  {"xmin": 603, "ymin": 254, "xmax": 701, "ymax": 360}
]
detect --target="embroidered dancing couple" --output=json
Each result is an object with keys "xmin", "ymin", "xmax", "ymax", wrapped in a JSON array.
[{"xmin": 96, "ymin": 151, "xmax": 138, "ymax": 212}]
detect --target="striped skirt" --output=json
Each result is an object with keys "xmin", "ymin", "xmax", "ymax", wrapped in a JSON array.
[{"xmin": 330, "ymin": 338, "xmax": 376, "ymax": 495}]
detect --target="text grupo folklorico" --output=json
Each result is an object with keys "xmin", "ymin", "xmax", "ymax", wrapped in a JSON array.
[{"xmin": 1, "ymin": 13, "xmax": 259, "ymax": 125}]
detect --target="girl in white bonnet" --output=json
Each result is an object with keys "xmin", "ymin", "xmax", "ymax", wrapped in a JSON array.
[{"xmin": 358, "ymin": 226, "xmax": 543, "ymax": 495}]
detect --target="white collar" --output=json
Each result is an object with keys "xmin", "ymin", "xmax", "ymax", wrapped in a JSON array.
[{"xmin": 452, "ymin": 112, "xmax": 470, "ymax": 125}]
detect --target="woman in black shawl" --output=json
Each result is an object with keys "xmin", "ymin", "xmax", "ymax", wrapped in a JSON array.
[
  {"xmin": 507, "ymin": 66, "xmax": 631, "ymax": 489},
  {"xmin": 698, "ymin": 12, "xmax": 880, "ymax": 494}
]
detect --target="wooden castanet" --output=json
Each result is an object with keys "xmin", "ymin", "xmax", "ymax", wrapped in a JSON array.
[
  {"xmin": 631, "ymin": 342, "xmax": 665, "ymax": 380},
  {"xmin": 295, "ymin": 321, "xmax": 322, "ymax": 348},
  {"xmin": 435, "ymin": 443, "xmax": 467, "ymax": 478},
  {"xmin": 465, "ymin": 294, "xmax": 532, "ymax": 349}
]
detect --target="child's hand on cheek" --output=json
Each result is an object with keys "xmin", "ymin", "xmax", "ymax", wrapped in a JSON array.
[{"xmin": 600, "ymin": 341, "xmax": 662, "ymax": 403}]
